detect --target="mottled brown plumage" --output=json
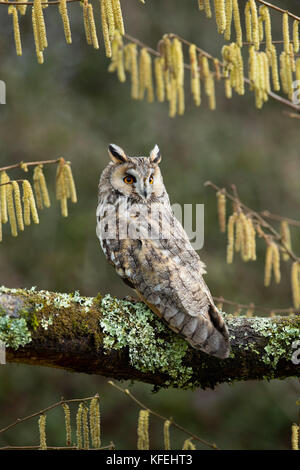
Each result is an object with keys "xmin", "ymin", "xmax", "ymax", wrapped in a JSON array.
[{"xmin": 96, "ymin": 144, "xmax": 230, "ymax": 359}]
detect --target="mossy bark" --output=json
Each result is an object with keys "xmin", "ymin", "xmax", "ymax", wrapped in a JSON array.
[{"xmin": 0, "ymin": 287, "xmax": 299, "ymax": 390}]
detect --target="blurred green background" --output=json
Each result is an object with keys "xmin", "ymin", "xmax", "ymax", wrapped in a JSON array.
[{"xmin": 0, "ymin": 0, "xmax": 299, "ymax": 450}]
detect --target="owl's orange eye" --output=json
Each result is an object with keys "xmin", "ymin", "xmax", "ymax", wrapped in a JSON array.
[
  {"xmin": 149, "ymin": 176, "xmax": 154, "ymax": 184},
  {"xmin": 123, "ymin": 175, "xmax": 136, "ymax": 184}
]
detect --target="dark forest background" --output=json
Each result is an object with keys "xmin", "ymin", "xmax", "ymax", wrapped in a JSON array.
[{"xmin": 0, "ymin": 0, "xmax": 299, "ymax": 449}]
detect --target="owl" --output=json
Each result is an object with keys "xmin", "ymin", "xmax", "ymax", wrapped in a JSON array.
[{"xmin": 96, "ymin": 144, "xmax": 230, "ymax": 359}]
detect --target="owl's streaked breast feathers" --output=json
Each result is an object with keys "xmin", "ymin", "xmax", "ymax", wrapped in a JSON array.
[{"xmin": 96, "ymin": 144, "xmax": 230, "ymax": 359}]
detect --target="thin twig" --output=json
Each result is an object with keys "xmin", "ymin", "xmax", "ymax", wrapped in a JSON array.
[
  {"xmin": 108, "ymin": 380, "xmax": 219, "ymax": 450},
  {"xmin": 0, "ymin": 159, "xmax": 60, "ymax": 173},
  {"xmin": 261, "ymin": 210, "xmax": 300, "ymax": 228},
  {"xmin": 255, "ymin": 0, "xmax": 300, "ymax": 22},
  {"xmin": 213, "ymin": 296, "xmax": 299, "ymax": 315}
]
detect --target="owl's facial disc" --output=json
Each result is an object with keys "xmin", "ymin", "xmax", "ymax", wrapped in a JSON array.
[{"xmin": 124, "ymin": 168, "xmax": 154, "ymax": 200}]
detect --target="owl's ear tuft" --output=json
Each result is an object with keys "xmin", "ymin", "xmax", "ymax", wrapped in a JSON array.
[
  {"xmin": 108, "ymin": 144, "xmax": 128, "ymax": 164},
  {"xmin": 149, "ymin": 144, "xmax": 161, "ymax": 165}
]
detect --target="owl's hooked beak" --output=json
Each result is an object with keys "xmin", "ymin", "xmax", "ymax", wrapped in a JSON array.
[{"xmin": 137, "ymin": 179, "xmax": 150, "ymax": 200}]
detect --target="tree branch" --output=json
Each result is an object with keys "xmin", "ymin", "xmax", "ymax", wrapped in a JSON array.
[{"xmin": 0, "ymin": 286, "xmax": 299, "ymax": 390}]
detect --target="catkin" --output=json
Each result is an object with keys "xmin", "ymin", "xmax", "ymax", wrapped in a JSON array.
[
  {"xmin": 12, "ymin": 181, "xmax": 24, "ymax": 231},
  {"xmin": 280, "ymin": 220, "xmax": 291, "ymax": 261},
  {"xmin": 34, "ymin": 0, "xmax": 48, "ymax": 51},
  {"xmin": 272, "ymin": 242, "xmax": 281, "ymax": 284},
  {"xmin": 245, "ymin": 2, "xmax": 252, "ymax": 43},
  {"xmin": 87, "ymin": 4, "xmax": 99, "ymax": 49},
  {"xmin": 261, "ymin": 6, "xmax": 272, "ymax": 51},
  {"xmin": 104, "ymin": 0, "xmax": 115, "ymax": 40},
  {"xmin": 283, "ymin": 12, "xmax": 290, "ymax": 54},
  {"xmin": 82, "ymin": 406, "xmax": 89, "ymax": 449},
  {"xmin": 217, "ymin": 191, "xmax": 226, "ymax": 233},
  {"xmin": 270, "ymin": 45, "xmax": 280, "ymax": 91},
  {"xmin": 17, "ymin": 0, "xmax": 28, "ymax": 16},
  {"xmin": 189, "ymin": 45, "xmax": 201, "ymax": 106},
  {"xmin": 224, "ymin": 0, "xmax": 232, "ymax": 41},
  {"xmin": 291, "ymin": 423, "xmax": 299, "ymax": 450},
  {"xmin": 129, "ymin": 44, "xmax": 139, "ymax": 99},
  {"xmin": 76, "ymin": 403, "xmax": 84, "ymax": 450},
  {"xmin": 214, "ymin": 0, "xmax": 226, "ymax": 34},
  {"xmin": 89, "ymin": 396, "xmax": 101, "ymax": 449},
  {"xmin": 291, "ymin": 261, "xmax": 300, "ymax": 309},
  {"xmin": 293, "ymin": 20, "xmax": 299, "ymax": 54},
  {"xmin": 82, "ymin": 1, "xmax": 92, "ymax": 46},
  {"xmin": 101, "ymin": 0, "xmax": 111, "ymax": 56},
  {"xmin": 164, "ymin": 420, "xmax": 171, "ymax": 450},
  {"xmin": 232, "ymin": 0, "xmax": 242, "ymax": 47},
  {"xmin": 0, "ymin": 171, "xmax": 10, "ymax": 224},
  {"xmin": 6, "ymin": 183, "xmax": 18, "ymax": 237},
  {"xmin": 137, "ymin": 410, "xmax": 150, "ymax": 450},
  {"xmin": 112, "ymin": 0, "xmax": 124, "ymax": 35},
  {"xmin": 249, "ymin": 0, "xmax": 259, "ymax": 50},
  {"xmin": 22, "ymin": 180, "xmax": 39, "ymax": 225},
  {"xmin": 198, "ymin": 0, "xmax": 204, "ymax": 10},
  {"xmin": 32, "ymin": 6, "xmax": 44, "ymax": 64},
  {"xmin": 182, "ymin": 438, "xmax": 196, "ymax": 450},
  {"xmin": 38, "ymin": 414, "xmax": 47, "ymax": 450},
  {"xmin": 59, "ymin": 0, "xmax": 72, "ymax": 45},
  {"xmin": 8, "ymin": 6, "xmax": 22, "ymax": 56},
  {"xmin": 154, "ymin": 57, "xmax": 165, "ymax": 102},
  {"xmin": 139, "ymin": 48, "xmax": 154, "ymax": 103},
  {"xmin": 227, "ymin": 212, "xmax": 237, "ymax": 264},
  {"xmin": 62, "ymin": 403, "xmax": 71, "ymax": 446},
  {"xmin": 33, "ymin": 165, "xmax": 50, "ymax": 210},
  {"xmin": 172, "ymin": 38, "xmax": 185, "ymax": 115},
  {"xmin": 204, "ymin": 0, "xmax": 212, "ymax": 18},
  {"xmin": 264, "ymin": 243, "xmax": 273, "ymax": 287}
]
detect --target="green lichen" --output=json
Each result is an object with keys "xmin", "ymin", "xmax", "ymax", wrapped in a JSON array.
[
  {"xmin": 0, "ymin": 315, "xmax": 31, "ymax": 349},
  {"xmin": 99, "ymin": 294, "xmax": 193, "ymax": 388}
]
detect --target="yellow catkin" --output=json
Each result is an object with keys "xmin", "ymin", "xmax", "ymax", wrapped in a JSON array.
[
  {"xmin": 127, "ymin": 44, "xmax": 139, "ymax": 99},
  {"xmin": 224, "ymin": 0, "xmax": 232, "ymax": 41},
  {"xmin": 182, "ymin": 439, "xmax": 196, "ymax": 450},
  {"xmin": 245, "ymin": 2, "xmax": 252, "ymax": 43},
  {"xmin": 272, "ymin": 242, "xmax": 281, "ymax": 284},
  {"xmin": 87, "ymin": 4, "xmax": 99, "ymax": 49},
  {"xmin": 32, "ymin": 6, "xmax": 44, "ymax": 64},
  {"xmin": 64, "ymin": 163, "xmax": 77, "ymax": 203},
  {"xmin": 104, "ymin": 0, "xmax": 115, "ymax": 40},
  {"xmin": 264, "ymin": 243, "xmax": 273, "ymax": 287},
  {"xmin": 232, "ymin": 0, "xmax": 242, "ymax": 47},
  {"xmin": 235, "ymin": 44, "xmax": 244, "ymax": 95},
  {"xmin": 139, "ymin": 48, "xmax": 154, "ymax": 103},
  {"xmin": 225, "ymin": 77, "xmax": 232, "ymax": 97},
  {"xmin": 270, "ymin": 45, "xmax": 280, "ymax": 91},
  {"xmin": 59, "ymin": 0, "xmax": 72, "ymax": 45},
  {"xmin": 214, "ymin": 58, "xmax": 221, "ymax": 81},
  {"xmin": 291, "ymin": 261, "xmax": 300, "ymax": 309},
  {"xmin": 262, "ymin": 51, "xmax": 270, "ymax": 94},
  {"xmin": 33, "ymin": 167, "xmax": 43, "ymax": 210},
  {"xmin": 164, "ymin": 420, "xmax": 171, "ymax": 450},
  {"xmin": 0, "ymin": 216, "xmax": 2, "ymax": 242},
  {"xmin": 291, "ymin": 424, "xmax": 299, "ymax": 450},
  {"xmin": 293, "ymin": 20, "xmax": 299, "ymax": 54},
  {"xmin": 82, "ymin": 406, "xmax": 89, "ymax": 450},
  {"xmin": 0, "ymin": 171, "xmax": 10, "ymax": 224},
  {"xmin": 172, "ymin": 38, "xmax": 185, "ymax": 115},
  {"xmin": 38, "ymin": 166, "xmax": 50, "ymax": 208},
  {"xmin": 154, "ymin": 57, "xmax": 165, "ymax": 102},
  {"xmin": 8, "ymin": 6, "xmax": 22, "ymax": 56},
  {"xmin": 249, "ymin": 0, "xmax": 259, "ymax": 50},
  {"xmin": 284, "ymin": 52, "xmax": 293, "ymax": 99},
  {"xmin": 258, "ymin": 15, "xmax": 264, "ymax": 42},
  {"xmin": 6, "ymin": 183, "xmax": 18, "ymax": 237},
  {"xmin": 22, "ymin": 180, "xmax": 39, "ymax": 225},
  {"xmin": 76, "ymin": 403, "xmax": 83, "ymax": 450},
  {"xmin": 247, "ymin": 218, "xmax": 256, "ymax": 260},
  {"xmin": 261, "ymin": 6, "xmax": 272, "ymax": 51},
  {"xmin": 280, "ymin": 220, "xmax": 291, "ymax": 261},
  {"xmin": 280, "ymin": 52, "xmax": 288, "ymax": 95},
  {"xmin": 240, "ymin": 213, "xmax": 252, "ymax": 261},
  {"xmin": 12, "ymin": 181, "xmax": 24, "ymax": 231},
  {"xmin": 34, "ymin": 0, "xmax": 48, "ymax": 51},
  {"xmin": 112, "ymin": 0, "xmax": 124, "ymax": 35},
  {"xmin": 227, "ymin": 212, "xmax": 237, "ymax": 264},
  {"xmin": 163, "ymin": 35, "xmax": 172, "ymax": 70},
  {"xmin": 204, "ymin": 0, "xmax": 212, "ymax": 19},
  {"xmin": 214, "ymin": 0, "xmax": 226, "ymax": 34},
  {"xmin": 198, "ymin": 0, "xmax": 204, "ymax": 10},
  {"xmin": 82, "ymin": 2, "xmax": 92, "ymax": 46},
  {"xmin": 137, "ymin": 410, "xmax": 149, "ymax": 450},
  {"xmin": 217, "ymin": 191, "xmax": 226, "ymax": 233},
  {"xmin": 101, "ymin": 0, "xmax": 111, "ymax": 57},
  {"xmin": 169, "ymin": 76, "xmax": 177, "ymax": 118},
  {"xmin": 235, "ymin": 213, "xmax": 243, "ymax": 253},
  {"xmin": 283, "ymin": 12, "xmax": 290, "ymax": 54},
  {"xmin": 62, "ymin": 403, "xmax": 71, "ymax": 446},
  {"xmin": 89, "ymin": 396, "xmax": 101, "ymax": 449},
  {"xmin": 189, "ymin": 45, "xmax": 201, "ymax": 106},
  {"xmin": 38, "ymin": 414, "xmax": 47, "ymax": 450}
]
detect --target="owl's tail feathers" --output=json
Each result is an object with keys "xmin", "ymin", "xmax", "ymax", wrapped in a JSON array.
[{"xmin": 174, "ymin": 305, "xmax": 230, "ymax": 359}]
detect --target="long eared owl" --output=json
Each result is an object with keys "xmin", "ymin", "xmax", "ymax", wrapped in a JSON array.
[{"xmin": 96, "ymin": 144, "xmax": 230, "ymax": 359}]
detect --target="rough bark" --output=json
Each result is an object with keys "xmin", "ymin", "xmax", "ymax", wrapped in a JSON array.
[{"xmin": 0, "ymin": 286, "xmax": 299, "ymax": 389}]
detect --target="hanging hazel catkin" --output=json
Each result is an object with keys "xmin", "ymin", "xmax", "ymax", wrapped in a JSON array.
[
  {"xmin": 280, "ymin": 220, "xmax": 291, "ymax": 261},
  {"xmin": 224, "ymin": 0, "xmax": 232, "ymax": 41},
  {"xmin": 154, "ymin": 57, "xmax": 165, "ymax": 102},
  {"xmin": 216, "ymin": 190, "xmax": 226, "ymax": 233},
  {"xmin": 291, "ymin": 261, "xmax": 300, "ymax": 309},
  {"xmin": 59, "ymin": 0, "xmax": 72, "ymax": 45},
  {"xmin": 8, "ymin": 6, "xmax": 22, "ymax": 56},
  {"xmin": 189, "ymin": 44, "xmax": 201, "ymax": 106}
]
